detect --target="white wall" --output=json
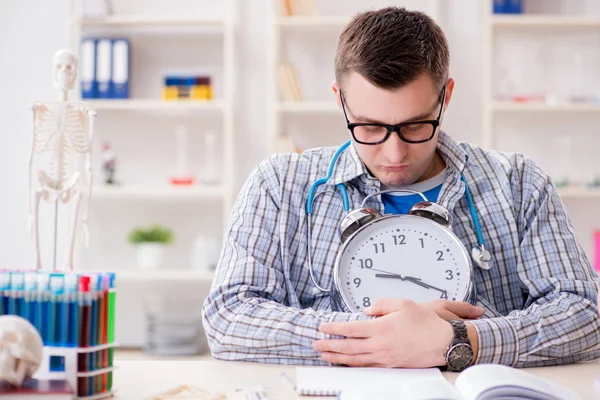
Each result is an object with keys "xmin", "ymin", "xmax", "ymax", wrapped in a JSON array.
[{"xmin": 0, "ymin": 0, "xmax": 71, "ymax": 269}]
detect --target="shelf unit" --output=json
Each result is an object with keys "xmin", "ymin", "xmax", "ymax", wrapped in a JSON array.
[
  {"xmin": 112, "ymin": 269, "xmax": 215, "ymax": 283},
  {"xmin": 67, "ymin": 1, "xmax": 236, "ymax": 275},
  {"xmin": 482, "ymin": 1, "xmax": 600, "ymax": 261},
  {"xmin": 491, "ymin": 15, "xmax": 600, "ymax": 28},
  {"xmin": 73, "ymin": 16, "xmax": 225, "ymax": 27},
  {"xmin": 87, "ymin": 99, "xmax": 226, "ymax": 112},
  {"xmin": 91, "ymin": 184, "xmax": 226, "ymax": 201},
  {"xmin": 482, "ymin": 1, "xmax": 600, "ymax": 199},
  {"xmin": 266, "ymin": 0, "xmax": 442, "ymax": 154},
  {"xmin": 492, "ymin": 101, "xmax": 600, "ymax": 113}
]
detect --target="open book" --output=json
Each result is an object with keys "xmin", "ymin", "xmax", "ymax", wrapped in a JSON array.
[{"xmin": 338, "ymin": 364, "xmax": 581, "ymax": 400}]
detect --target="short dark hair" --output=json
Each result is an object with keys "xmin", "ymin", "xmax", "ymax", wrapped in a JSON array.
[{"xmin": 335, "ymin": 7, "xmax": 449, "ymax": 91}]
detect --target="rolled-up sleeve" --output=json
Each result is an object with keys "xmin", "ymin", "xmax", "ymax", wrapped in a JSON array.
[
  {"xmin": 201, "ymin": 159, "xmax": 369, "ymax": 364},
  {"xmin": 471, "ymin": 158, "xmax": 600, "ymax": 367}
]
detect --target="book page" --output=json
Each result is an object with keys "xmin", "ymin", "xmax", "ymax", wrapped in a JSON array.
[
  {"xmin": 340, "ymin": 379, "xmax": 465, "ymax": 400},
  {"xmin": 455, "ymin": 365, "xmax": 581, "ymax": 400}
]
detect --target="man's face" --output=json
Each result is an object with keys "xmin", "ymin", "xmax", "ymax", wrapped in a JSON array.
[{"xmin": 333, "ymin": 72, "xmax": 453, "ymax": 187}]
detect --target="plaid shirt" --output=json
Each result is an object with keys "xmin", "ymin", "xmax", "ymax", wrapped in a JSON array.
[{"xmin": 202, "ymin": 131, "xmax": 600, "ymax": 367}]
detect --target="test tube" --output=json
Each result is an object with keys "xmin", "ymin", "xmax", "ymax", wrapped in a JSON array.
[
  {"xmin": 100, "ymin": 274, "xmax": 110, "ymax": 393},
  {"xmin": 24, "ymin": 272, "xmax": 38, "ymax": 325},
  {"xmin": 48, "ymin": 274, "xmax": 64, "ymax": 347},
  {"xmin": 78, "ymin": 275, "xmax": 91, "ymax": 397},
  {"xmin": 106, "ymin": 272, "xmax": 116, "ymax": 392},
  {"xmin": 36, "ymin": 272, "xmax": 50, "ymax": 344},
  {"xmin": 95, "ymin": 274, "xmax": 104, "ymax": 394},
  {"xmin": 65, "ymin": 273, "xmax": 79, "ymax": 347},
  {"xmin": 0, "ymin": 270, "xmax": 10, "ymax": 315},
  {"xmin": 9, "ymin": 271, "xmax": 25, "ymax": 317}
]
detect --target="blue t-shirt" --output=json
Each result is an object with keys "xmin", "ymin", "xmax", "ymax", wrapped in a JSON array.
[
  {"xmin": 380, "ymin": 169, "xmax": 446, "ymax": 215},
  {"xmin": 382, "ymin": 184, "xmax": 442, "ymax": 215}
]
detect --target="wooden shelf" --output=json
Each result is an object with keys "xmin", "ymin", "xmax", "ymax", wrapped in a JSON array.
[
  {"xmin": 558, "ymin": 186, "xmax": 600, "ymax": 199},
  {"xmin": 492, "ymin": 15, "xmax": 600, "ymax": 28},
  {"xmin": 276, "ymin": 16, "xmax": 350, "ymax": 27},
  {"xmin": 492, "ymin": 101, "xmax": 600, "ymax": 112},
  {"xmin": 277, "ymin": 101, "xmax": 339, "ymax": 113},
  {"xmin": 92, "ymin": 185, "xmax": 226, "ymax": 201},
  {"xmin": 88, "ymin": 99, "xmax": 225, "ymax": 112},
  {"xmin": 114, "ymin": 269, "xmax": 215, "ymax": 283},
  {"xmin": 74, "ymin": 15, "xmax": 225, "ymax": 27}
]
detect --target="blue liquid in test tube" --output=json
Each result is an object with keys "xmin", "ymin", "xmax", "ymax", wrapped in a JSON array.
[
  {"xmin": 65, "ymin": 273, "xmax": 79, "ymax": 347},
  {"xmin": 9, "ymin": 272, "xmax": 25, "ymax": 317},
  {"xmin": 48, "ymin": 274, "xmax": 65, "ymax": 347},
  {"xmin": 24, "ymin": 272, "xmax": 38, "ymax": 325},
  {"xmin": 0, "ymin": 271, "xmax": 9, "ymax": 315},
  {"xmin": 36, "ymin": 272, "xmax": 50, "ymax": 344}
]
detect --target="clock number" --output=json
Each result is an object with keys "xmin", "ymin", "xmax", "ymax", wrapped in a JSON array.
[
  {"xmin": 353, "ymin": 278, "xmax": 361, "ymax": 288},
  {"xmin": 392, "ymin": 235, "xmax": 406, "ymax": 245},
  {"xmin": 419, "ymin": 238, "xmax": 425, "ymax": 248},
  {"xmin": 363, "ymin": 297, "xmax": 371, "ymax": 307},
  {"xmin": 440, "ymin": 291, "xmax": 448, "ymax": 300},
  {"xmin": 358, "ymin": 258, "xmax": 373, "ymax": 269},
  {"xmin": 437, "ymin": 251, "xmax": 444, "ymax": 261},
  {"xmin": 445, "ymin": 270, "xmax": 454, "ymax": 280},
  {"xmin": 373, "ymin": 243, "xmax": 385, "ymax": 254}
]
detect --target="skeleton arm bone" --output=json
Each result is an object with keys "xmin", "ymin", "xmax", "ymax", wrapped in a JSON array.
[
  {"xmin": 28, "ymin": 103, "xmax": 44, "ymax": 239},
  {"xmin": 81, "ymin": 107, "xmax": 96, "ymax": 247}
]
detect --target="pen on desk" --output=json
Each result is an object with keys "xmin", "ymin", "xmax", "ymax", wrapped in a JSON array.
[{"xmin": 280, "ymin": 372, "xmax": 296, "ymax": 391}]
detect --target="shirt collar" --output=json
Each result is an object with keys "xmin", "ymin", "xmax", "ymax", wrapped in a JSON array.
[{"xmin": 326, "ymin": 131, "xmax": 469, "ymax": 186}]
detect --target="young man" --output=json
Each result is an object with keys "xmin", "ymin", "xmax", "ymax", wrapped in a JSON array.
[{"xmin": 202, "ymin": 7, "xmax": 600, "ymax": 370}]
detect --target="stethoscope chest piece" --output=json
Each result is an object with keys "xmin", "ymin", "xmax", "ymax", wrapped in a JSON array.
[{"xmin": 472, "ymin": 245, "xmax": 492, "ymax": 270}]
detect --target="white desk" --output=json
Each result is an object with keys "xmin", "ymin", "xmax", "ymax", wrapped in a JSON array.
[{"xmin": 113, "ymin": 360, "xmax": 600, "ymax": 399}]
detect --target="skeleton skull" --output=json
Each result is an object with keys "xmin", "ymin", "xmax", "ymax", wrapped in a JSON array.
[
  {"xmin": 53, "ymin": 49, "xmax": 79, "ymax": 91},
  {"xmin": 0, "ymin": 316, "xmax": 44, "ymax": 387}
]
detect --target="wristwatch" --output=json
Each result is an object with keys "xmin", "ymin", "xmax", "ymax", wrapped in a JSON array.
[{"xmin": 444, "ymin": 320, "xmax": 474, "ymax": 372}]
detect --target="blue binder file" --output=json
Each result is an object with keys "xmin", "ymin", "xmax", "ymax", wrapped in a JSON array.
[
  {"xmin": 96, "ymin": 38, "xmax": 112, "ymax": 99},
  {"xmin": 110, "ymin": 38, "xmax": 130, "ymax": 99},
  {"xmin": 80, "ymin": 38, "xmax": 97, "ymax": 99}
]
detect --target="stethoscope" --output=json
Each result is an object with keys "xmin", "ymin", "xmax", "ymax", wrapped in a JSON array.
[{"xmin": 305, "ymin": 139, "xmax": 491, "ymax": 293}]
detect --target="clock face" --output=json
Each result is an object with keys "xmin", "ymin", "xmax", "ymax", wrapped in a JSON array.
[{"xmin": 334, "ymin": 215, "xmax": 472, "ymax": 312}]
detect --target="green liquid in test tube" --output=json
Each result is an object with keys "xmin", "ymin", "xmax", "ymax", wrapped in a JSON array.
[{"xmin": 107, "ymin": 272, "xmax": 116, "ymax": 391}]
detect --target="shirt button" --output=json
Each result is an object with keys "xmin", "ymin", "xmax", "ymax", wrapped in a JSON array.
[{"xmin": 367, "ymin": 180, "xmax": 374, "ymax": 186}]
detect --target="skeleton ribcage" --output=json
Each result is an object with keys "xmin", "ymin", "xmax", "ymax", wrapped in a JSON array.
[{"xmin": 33, "ymin": 104, "xmax": 90, "ymax": 187}]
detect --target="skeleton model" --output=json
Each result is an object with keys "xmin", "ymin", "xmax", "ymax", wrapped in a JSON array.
[
  {"xmin": 29, "ymin": 50, "xmax": 96, "ymax": 271},
  {"xmin": 0, "ymin": 316, "xmax": 44, "ymax": 387}
]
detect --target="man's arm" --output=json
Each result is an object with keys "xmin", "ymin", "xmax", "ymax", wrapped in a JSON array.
[
  {"xmin": 469, "ymin": 157, "xmax": 600, "ymax": 368},
  {"xmin": 201, "ymin": 158, "xmax": 369, "ymax": 364}
]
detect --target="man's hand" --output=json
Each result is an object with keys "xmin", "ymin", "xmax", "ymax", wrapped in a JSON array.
[
  {"xmin": 313, "ymin": 299, "xmax": 454, "ymax": 368},
  {"xmin": 365, "ymin": 299, "xmax": 485, "ymax": 321}
]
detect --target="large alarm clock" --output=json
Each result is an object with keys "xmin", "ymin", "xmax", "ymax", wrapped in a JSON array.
[{"xmin": 330, "ymin": 200, "xmax": 475, "ymax": 312}]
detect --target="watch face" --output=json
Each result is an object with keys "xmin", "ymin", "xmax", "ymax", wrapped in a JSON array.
[
  {"xmin": 448, "ymin": 343, "xmax": 474, "ymax": 371},
  {"xmin": 334, "ymin": 215, "xmax": 472, "ymax": 312}
]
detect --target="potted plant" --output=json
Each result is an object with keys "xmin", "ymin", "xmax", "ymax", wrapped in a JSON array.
[{"xmin": 128, "ymin": 224, "xmax": 174, "ymax": 269}]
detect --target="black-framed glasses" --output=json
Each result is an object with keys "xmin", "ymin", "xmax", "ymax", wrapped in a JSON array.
[{"xmin": 340, "ymin": 85, "xmax": 446, "ymax": 145}]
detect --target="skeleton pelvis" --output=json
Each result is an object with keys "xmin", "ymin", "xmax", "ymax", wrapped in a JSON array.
[{"xmin": 37, "ymin": 171, "xmax": 80, "ymax": 203}]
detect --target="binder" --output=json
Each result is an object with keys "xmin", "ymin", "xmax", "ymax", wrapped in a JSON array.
[
  {"xmin": 80, "ymin": 38, "xmax": 97, "ymax": 99},
  {"xmin": 96, "ymin": 39, "xmax": 112, "ymax": 99},
  {"xmin": 110, "ymin": 38, "xmax": 129, "ymax": 99}
]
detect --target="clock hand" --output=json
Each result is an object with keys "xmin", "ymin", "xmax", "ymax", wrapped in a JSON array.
[
  {"xmin": 374, "ymin": 273, "xmax": 431, "ymax": 290},
  {"xmin": 371, "ymin": 268, "xmax": 447, "ymax": 294}
]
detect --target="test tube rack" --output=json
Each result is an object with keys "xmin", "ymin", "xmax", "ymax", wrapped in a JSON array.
[{"xmin": 34, "ymin": 343, "xmax": 118, "ymax": 400}]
